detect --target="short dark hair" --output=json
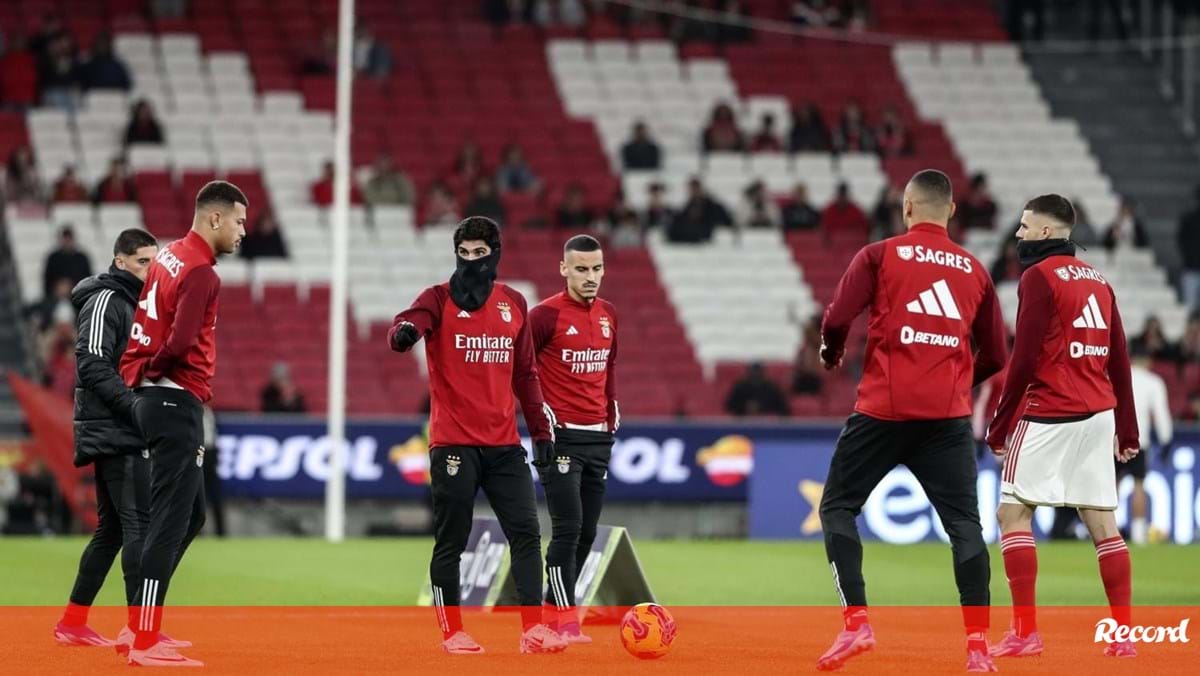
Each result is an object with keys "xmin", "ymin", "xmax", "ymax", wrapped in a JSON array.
[
  {"xmin": 113, "ymin": 228, "xmax": 157, "ymax": 256},
  {"xmin": 195, "ymin": 180, "xmax": 248, "ymax": 211},
  {"xmin": 453, "ymin": 216, "xmax": 501, "ymax": 249},
  {"xmin": 1024, "ymin": 194, "xmax": 1075, "ymax": 228},
  {"xmin": 564, "ymin": 234, "xmax": 602, "ymax": 255},
  {"xmin": 908, "ymin": 169, "xmax": 953, "ymax": 204}
]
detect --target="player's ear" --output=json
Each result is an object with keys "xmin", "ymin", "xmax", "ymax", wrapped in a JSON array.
[
  {"xmin": 560, "ymin": 261, "xmax": 568, "ymax": 278},
  {"xmin": 947, "ymin": 201, "xmax": 956, "ymax": 220}
]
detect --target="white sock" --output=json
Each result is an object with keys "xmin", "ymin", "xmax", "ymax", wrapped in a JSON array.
[{"xmin": 1131, "ymin": 518, "xmax": 1147, "ymax": 545}]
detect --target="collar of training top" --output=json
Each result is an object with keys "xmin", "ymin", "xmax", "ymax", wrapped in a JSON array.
[
  {"xmin": 560, "ymin": 289, "xmax": 595, "ymax": 310},
  {"xmin": 908, "ymin": 222, "xmax": 950, "ymax": 237},
  {"xmin": 183, "ymin": 229, "xmax": 217, "ymax": 265}
]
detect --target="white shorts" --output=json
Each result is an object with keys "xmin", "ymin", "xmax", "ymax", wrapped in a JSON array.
[{"xmin": 999, "ymin": 410, "xmax": 1117, "ymax": 510}]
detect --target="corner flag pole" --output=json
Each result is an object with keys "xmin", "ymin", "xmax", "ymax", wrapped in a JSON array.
[{"xmin": 325, "ymin": 0, "xmax": 356, "ymax": 542}]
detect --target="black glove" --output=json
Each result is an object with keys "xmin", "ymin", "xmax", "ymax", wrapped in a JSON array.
[
  {"xmin": 819, "ymin": 341, "xmax": 843, "ymax": 370},
  {"xmin": 533, "ymin": 439, "xmax": 555, "ymax": 470},
  {"xmin": 390, "ymin": 322, "xmax": 419, "ymax": 353}
]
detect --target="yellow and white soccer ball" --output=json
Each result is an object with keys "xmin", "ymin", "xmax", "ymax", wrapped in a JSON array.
[{"xmin": 619, "ymin": 603, "xmax": 677, "ymax": 659}]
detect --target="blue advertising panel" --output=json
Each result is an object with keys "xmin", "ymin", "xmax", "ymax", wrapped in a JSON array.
[{"xmin": 749, "ymin": 432, "xmax": 1200, "ymax": 545}]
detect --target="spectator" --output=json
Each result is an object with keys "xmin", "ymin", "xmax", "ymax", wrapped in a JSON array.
[
  {"xmin": 464, "ymin": 176, "xmax": 507, "ymax": 224},
  {"xmin": 450, "ymin": 141, "xmax": 487, "ymax": 192},
  {"xmin": 1130, "ymin": 315, "xmax": 1181, "ymax": 364},
  {"xmin": 1103, "ymin": 196, "xmax": 1149, "ymax": 254},
  {"xmin": 36, "ymin": 32, "xmax": 79, "ymax": 111},
  {"xmin": 703, "ymin": 102, "xmax": 745, "ymax": 153},
  {"xmin": 301, "ymin": 29, "xmax": 336, "ymax": 76},
  {"xmin": 260, "ymin": 362, "xmax": 307, "ymax": 413},
  {"xmin": 957, "ymin": 173, "xmax": 998, "ymax": 231},
  {"xmin": 353, "ymin": 26, "xmax": 392, "ymax": 78},
  {"xmin": 606, "ymin": 192, "xmax": 638, "ymax": 229},
  {"xmin": 150, "ymin": 0, "xmax": 188, "ymax": 19},
  {"xmin": 610, "ymin": 207, "xmax": 643, "ymax": 249},
  {"xmin": 42, "ymin": 226, "xmax": 91, "ymax": 298},
  {"xmin": 423, "ymin": 181, "xmax": 460, "ymax": 226},
  {"xmin": 5, "ymin": 145, "xmax": 44, "ymax": 203},
  {"xmin": 750, "ymin": 113, "xmax": 783, "ymax": 152},
  {"xmin": 621, "ymin": 121, "xmax": 662, "ymax": 171},
  {"xmin": 361, "ymin": 154, "xmax": 415, "ymax": 206},
  {"xmin": 123, "ymin": 99, "xmax": 164, "ymax": 146},
  {"xmin": 821, "ymin": 182, "xmax": 869, "ymax": 236},
  {"xmin": 240, "ymin": 210, "xmax": 288, "ymax": 260},
  {"xmin": 29, "ymin": 14, "xmax": 68, "ymax": 60},
  {"xmin": 1178, "ymin": 185, "xmax": 1200, "ymax": 311},
  {"xmin": 831, "ymin": 103, "xmax": 875, "ymax": 154},
  {"xmin": 788, "ymin": 102, "xmax": 830, "ymax": 152},
  {"xmin": 990, "ymin": 239, "xmax": 1022, "ymax": 284},
  {"xmin": 668, "ymin": 177, "xmax": 732, "ymax": 244},
  {"xmin": 556, "ymin": 183, "xmax": 594, "ymax": 229},
  {"xmin": 533, "ymin": 0, "xmax": 588, "ymax": 27},
  {"xmin": 77, "ymin": 32, "xmax": 130, "ymax": 91},
  {"xmin": 725, "ymin": 362, "xmax": 790, "ymax": 416},
  {"xmin": 791, "ymin": 0, "xmax": 846, "ymax": 27},
  {"xmin": 30, "ymin": 277, "xmax": 75, "ymax": 333},
  {"xmin": 0, "ymin": 35, "xmax": 38, "ymax": 108},
  {"xmin": 736, "ymin": 180, "xmax": 780, "ymax": 229},
  {"xmin": 875, "ymin": 106, "xmax": 910, "ymax": 157},
  {"xmin": 50, "ymin": 164, "xmax": 87, "ymax": 202},
  {"xmin": 781, "ymin": 183, "xmax": 821, "ymax": 231},
  {"xmin": 495, "ymin": 144, "xmax": 540, "ymax": 194},
  {"xmin": 1179, "ymin": 312, "xmax": 1200, "ymax": 364},
  {"xmin": 642, "ymin": 182, "xmax": 675, "ymax": 231},
  {"xmin": 92, "ymin": 156, "xmax": 135, "ymax": 204},
  {"xmin": 792, "ymin": 314, "xmax": 824, "ymax": 395},
  {"xmin": 869, "ymin": 185, "xmax": 904, "ymax": 241},
  {"xmin": 716, "ymin": 0, "xmax": 754, "ymax": 43},
  {"xmin": 310, "ymin": 160, "xmax": 363, "ymax": 206}
]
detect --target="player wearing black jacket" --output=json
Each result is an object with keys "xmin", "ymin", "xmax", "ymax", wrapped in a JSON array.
[{"xmin": 53, "ymin": 229, "xmax": 158, "ymax": 646}]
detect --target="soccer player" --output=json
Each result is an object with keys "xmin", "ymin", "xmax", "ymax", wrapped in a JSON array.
[
  {"xmin": 388, "ymin": 216, "xmax": 566, "ymax": 655},
  {"xmin": 118, "ymin": 181, "xmax": 247, "ymax": 667},
  {"xmin": 54, "ymin": 229, "xmax": 160, "ymax": 647},
  {"xmin": 528, "ymin": 234, "xmax": 618, "ymax": 643},
  {"xmin": 1124, "ymin": 344, "xmax": 1172, "ymax": 545},
  {"xmin": 986, "ymin": 194, "xmax": 1139, "ymax": 659},
  {"xmin": 816, "ymin": 170, "xmax": 1007, "ymax": 672}
]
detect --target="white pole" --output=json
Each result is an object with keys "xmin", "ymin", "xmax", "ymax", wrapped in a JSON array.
[{"xmin": 325, "ymin": 0, "xmax": 356, "ymax": 542}]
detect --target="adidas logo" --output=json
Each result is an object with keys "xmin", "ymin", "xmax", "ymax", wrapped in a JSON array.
[
  {"xmin": 905, "ymin": 279, "xmax": 961, "ymax": 320},
  {"xmin": 1073, "ymin": 294, "xmax": 1108, "ymax": 329},
  {"xmin": 566, "ymin": 325, "xmax": 579, "ymax": 336},
  {"xmin": 457, "ymin": 310, "xmax": 470, "ymax": 318}
]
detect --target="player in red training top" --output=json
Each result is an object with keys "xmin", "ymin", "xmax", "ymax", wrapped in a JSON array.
[
  {"xmin": 388, "ymin": 216, "xmax": 566, "ymax": 655},
  {"xmin": 117, "ymin": 181, "xmax": 246, "ymax": 667},
  {"xmin": 528, "ymin": 234, "xmax": 618, "ymax": 644},
  {"xmin": 986, "ymin": 195, "xmax": 1139, "ymax": 660},
  {"xmin": 817, "ymin": 170, "xmax": 1007, "ymax": 673}
]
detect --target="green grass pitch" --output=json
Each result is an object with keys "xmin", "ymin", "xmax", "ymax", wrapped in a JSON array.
[{"xmin": 2, "ymin": 538, "xmax": 1197, "ymax": 606}]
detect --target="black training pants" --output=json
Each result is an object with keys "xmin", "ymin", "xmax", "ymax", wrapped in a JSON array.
[
  {"xmin": 131, "ymin": 387, "xmax": 207, "ymax": 633},
  {"xmin": 69, "ymin": 452, "xmax": 151, "ymax": 606},
  {"xmin": 428, "ymin": 445, "xmax": 542, "ymax": 607},
  {"xmin": 541, "ymin": 428, "xmax": 612, "ymax": 609},
  {"xmin": 820, "ymin": 413, "xmax": 990, "ymax": 610}
]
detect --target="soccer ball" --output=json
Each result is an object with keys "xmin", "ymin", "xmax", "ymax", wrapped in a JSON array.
[{"xmin": 619, "ymin": 603, "xmax": 677, "ymax": 659}]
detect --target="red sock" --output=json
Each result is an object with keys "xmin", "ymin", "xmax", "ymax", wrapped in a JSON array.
[
  {"xmin": 127, "ymin": 605, "xmax": 139, "ymax": 632},
  {"xmin": 1000, "ymin": 530, "xmax": 1038, "ymax": 637},
  {"xmin": 520, "ymin": 606, "xmax": 541, "ymax": 632},
  {"xmin": 843, "ymin": 606, "xmax": 868, "ymax": 631},
  {"xmin": 542, "ymin": 602, "xmax": 558, "ymax": 630},
  {"xmin": 1095, "ymin": 536, "xmax": 1132, "ymax": 628},
  {"xmin": 433, "ymin": 603, "xmax": 463, "ymax": 640},
  {"xmin": 962, "ymin": 605, "xmax": 989, "ymax": 636},
  {"xmin": 61, "ymin": 602, "xmax": 89, "ymax": 627}
]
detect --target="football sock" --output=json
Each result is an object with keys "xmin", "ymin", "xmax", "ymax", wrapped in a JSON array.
[
  {"xmin": 1095, "ymin": 536, "xmax": 1132, "ymax": 629},
  {"xmin": 61, "ymin": 602, "xmax": 89, "ymax": 627},
  {"xmin": 1000, "ymin": 530, "xmax": 1037, "ymax": 637}
]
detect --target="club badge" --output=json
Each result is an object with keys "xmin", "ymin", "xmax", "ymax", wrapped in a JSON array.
[
  {"xmin": 497, "ymin": 302, "xmax": 512, "ymax": 323},
  {"xmin": 896, "ymin": 245, "xmax": 914, "ymax": 261},
  {"xmin": 557, "ymin": 456, "xmax": 571, "ymax": 474},
  {"xmin": 447, "ymin": 455, "xmax": 461, "ymax": 477},
  {"xmin": 599, "ymin": 316, "xmax": 611, "ymax": 339}
]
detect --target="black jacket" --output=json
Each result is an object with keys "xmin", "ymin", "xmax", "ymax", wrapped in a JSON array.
[{"xmin": 71, "ymin": 266, "xmax": 144, "ymax": 466}]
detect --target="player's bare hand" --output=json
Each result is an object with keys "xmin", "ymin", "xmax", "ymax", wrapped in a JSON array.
[{"xmin": 1116, "ymin": 447, "xmax": 1139, "ymax": 463}]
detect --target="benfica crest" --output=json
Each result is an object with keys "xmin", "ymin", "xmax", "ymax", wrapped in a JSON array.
[
  {"xmin": 496, "ymin": 302, "xmax": 512, "ymax": 323},
  {"xmin": 896, "ymin": 245, "xmax": 914, "ymax": 261},
  {"xmin": 447, "ymin": 455, "xmax": 462, "ymax": 477},
  {"xmin": 556, "ymin": 456, "xmax": 571, "ymax": 474},
  {"xmin": 1055, "ymin": 267, "xmax": 1070, "ymax": 281},
  {"xmin": 599, "ymin": 316, "xmax": 611, "ymax": 339}
]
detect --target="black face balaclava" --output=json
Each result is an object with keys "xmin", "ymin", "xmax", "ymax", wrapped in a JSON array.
[
  {"xmin": 1016, "ymin": 238, "xmax": 1075, "ymax": 270},
  {"xmin": 449, "ymin": 244, "xmax": 502, "ymax": 311}
]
